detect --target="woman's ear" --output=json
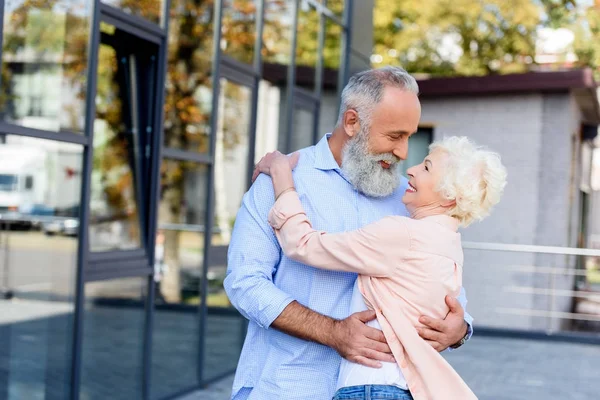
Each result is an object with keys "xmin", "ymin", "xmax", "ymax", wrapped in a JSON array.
[{"xmin": 441, "ymin": 198, "xmax": 456, "ymax": 208}]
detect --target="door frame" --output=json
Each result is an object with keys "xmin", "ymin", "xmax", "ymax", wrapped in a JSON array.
[{"xmin": 70, "ymin": 3, "xmax": 169, "ymax": 400}]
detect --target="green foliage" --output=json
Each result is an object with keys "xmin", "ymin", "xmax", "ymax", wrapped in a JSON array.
[{"xmin": 373, "ymin": 0, "xmax": 584, "ymax": 77}]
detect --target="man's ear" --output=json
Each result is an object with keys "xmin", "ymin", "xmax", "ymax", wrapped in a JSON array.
[{"xmin": 343, "ymin": 109, "xmax": 360, "ymax": 138}]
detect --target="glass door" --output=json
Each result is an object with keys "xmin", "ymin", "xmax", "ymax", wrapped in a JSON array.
[
  {"xmin": 79, "ymin": 9, "xmax": 162, "ymax": 399},
  {"xmin": 87, "ymin": 20, "xmax": 159, "ymax": 269}
]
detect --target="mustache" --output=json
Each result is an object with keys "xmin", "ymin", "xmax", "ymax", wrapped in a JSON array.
[{"xmin": 373, "ymin": 153, "xmax": 401, "ymax": 164}]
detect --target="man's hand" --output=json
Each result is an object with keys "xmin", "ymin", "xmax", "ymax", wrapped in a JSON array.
[
  {"xmin": 327, "ymin": 310, "xmax": 395, "ymax": 368},
  {"xmin": 417, "ymin": 296, "xmax": 468, "ymax": 352}
]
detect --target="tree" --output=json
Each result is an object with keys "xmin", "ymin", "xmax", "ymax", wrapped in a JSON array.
[
  {"xmin": 374, "ymin": 0, "xmax": 544, "ymax": 76},
  {"xmin": 572, "ymin": 1, "xmax": 600, "ymax": 78},
  {"xmin": 373, "ymin": 0, "xmax": 582, "ymax": 77}
]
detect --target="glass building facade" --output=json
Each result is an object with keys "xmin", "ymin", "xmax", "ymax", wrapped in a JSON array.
[{"xmin": 0, "ymin": 0, "xmax": 360, "ymax": 399}]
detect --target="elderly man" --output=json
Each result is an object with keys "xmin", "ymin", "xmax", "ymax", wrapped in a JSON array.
[{"xmin": 224, "ymin": 67, "xmax": 473, "ymax": 399}]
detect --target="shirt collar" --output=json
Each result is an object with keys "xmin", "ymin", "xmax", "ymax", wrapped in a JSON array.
[{"xmin": 313, "ymin": 134, "xmax": 340, "ymax": 171}]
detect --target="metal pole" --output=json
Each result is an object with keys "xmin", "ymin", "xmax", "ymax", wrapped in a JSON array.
[
  {"xmin": 284, "ymin": 0, "xmax": 300, "ymax": 154},
  {"xmin": 70, "ymin": 0, "xmax": 102, "ymax": 398},
  {"xmin": 198, "ymin": 0, "xmax": 224, "ymax": 385},
  {"xmin": 336, "ymin": 0, "xmax": 353, "ymax": 108},
  {"xmin": 0, "ymin": 220, "xmax": 12, "ymax": 299},
  {"xmin": 142, "ymin": 0, "xmax": 172, "ymax": 397},
  {"xmin": 245, "ymin": 0, "xmax": 265, "ymax": 190},
  {"xmin": 312, "ymin": 5, "xmax": 326, "ymax": 144}
]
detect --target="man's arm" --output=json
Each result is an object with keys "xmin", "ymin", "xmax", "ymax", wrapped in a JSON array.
[
  {"xmin": 224, "ymin": 174, "xmax": 394, "ymax": 367},
  {"xmin": 417, "ymin": 287, "xmax": 473, "ymax": 352}
]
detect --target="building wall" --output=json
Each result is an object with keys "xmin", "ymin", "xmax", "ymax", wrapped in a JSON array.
[{"xmin": 419, "ymin": 93, "xmax": 579, "ymax": 330}]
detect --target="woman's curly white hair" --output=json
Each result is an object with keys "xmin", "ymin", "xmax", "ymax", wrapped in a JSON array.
[{"xmin": 430, "ymin": 136, "xmax": 507, "ymax": 227}]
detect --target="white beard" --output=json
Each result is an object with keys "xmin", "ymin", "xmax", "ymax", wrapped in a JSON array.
[{"xmin": 341, "ymin": 127, "xmax": 402, "ymax": 198}]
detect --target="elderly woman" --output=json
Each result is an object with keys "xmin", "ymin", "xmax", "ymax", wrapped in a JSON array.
[{"xmin": 253, "ymin": 136, "xmax": 507, "ymax": 400}]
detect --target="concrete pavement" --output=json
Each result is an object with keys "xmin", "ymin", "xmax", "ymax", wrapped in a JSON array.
[{"xmin": 180, "ymin": 335, "xmax": 600, "ymax": 400}]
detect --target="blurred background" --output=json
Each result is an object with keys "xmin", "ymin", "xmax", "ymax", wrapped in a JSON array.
[{"xmin": 0, "ymin": 0, "xmax": 599, "ymax": 399}]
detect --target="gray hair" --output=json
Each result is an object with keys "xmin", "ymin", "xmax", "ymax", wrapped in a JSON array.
[{"xmin": 336, "ymin": 66, "xmax": 419, "ymax": 129}]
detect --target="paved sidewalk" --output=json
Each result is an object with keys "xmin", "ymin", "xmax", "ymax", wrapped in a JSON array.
[{"xmin": 180, "ymin": 335, "xmax": 600, "ymax": 400}]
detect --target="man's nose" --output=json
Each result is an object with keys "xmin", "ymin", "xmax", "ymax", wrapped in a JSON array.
[{"xmin": 393, "ymin": 141, "xmax": 408, "ymax": 161}]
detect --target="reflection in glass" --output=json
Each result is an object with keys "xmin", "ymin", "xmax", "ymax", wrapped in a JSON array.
[
  {"xmin": 151, "ymin": 160, "xmax": 207, "ymax": 398},
  {"xmin": 1, "ymin": 0, "xmax": 92, "ymax": 133},
  {"xmin": 80, "ymin": 278, "xmax": 146, "ymax": 400},
  {"xmin": 318, "ymin": 18, "xmax": 342, "ymax": 133},
  {"xmin": 291, "ymin": 107, "xmax": 315, "ymax": 151},
  {"xmin": 295, "ymin": 0, "xmax": 319, "ymax": 89},
  {"xmin": 156, "ymin": 160, "xmax": 208, "ymax": 303},
  {"xmin": 0, "ymin": 135, "xmax": 82, "ymax": 400},
  {"xmin": 326, "ymin": 0, "xmax": 345, "ymax": 18},
  {"xmin": 204, "ymin": 79, "xmax": 249, "ymax": 382},
  {"xmin": 102, "ymin": 0, "xmax": 164, "ymax": 24},
  {"xmin": 89, "ymin": 43, "xmax": 142, "ymax": 252},
  {"xmin": 202, "ymin": 312, "xmax": 244, "ymax": 381},
  {"xmin": 151, "ymin": 230, "xmax": 203, "ymax": 399},
  {"xmin": 221, "ymin": 0, "xmax": 257, "ymax": 64},
  {"xmin": 324, "ymin": 17, "xmax": 342, "ymax": 70},
  {"xmin": 163, "ymin": 0, "xmax": 215, "ymax": 153},
  {"xmin": 262, "ymin": 0, "xmax": 294, "ymax": 65},
  {"xmin": 211, "ymin": 80, "xmax": 251, "ymax": 251},
  {"xmin": 255, "ymin": 80, "xmax": 285, "ymax": 159}
]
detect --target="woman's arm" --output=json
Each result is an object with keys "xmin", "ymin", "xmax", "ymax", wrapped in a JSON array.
[
  {"xmin": 268, "ymin": 191, "xmax": 409, "ymax": 277},
  {"xmin": 252, "ymin": 151, "xmax": 298, "ymax": 199},
  {"xmin": 254, "ymin": 151, "xmax": 409, "ymax": 277}
]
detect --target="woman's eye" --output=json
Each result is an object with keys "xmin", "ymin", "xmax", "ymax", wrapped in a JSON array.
[{"xmin": 424, "ymin": 165, "xmax": 429, "ymax": 172}]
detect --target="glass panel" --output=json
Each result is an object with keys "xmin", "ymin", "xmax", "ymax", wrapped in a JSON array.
[
  {"xmin": 80, "ymin": 277, "xmax": 146, "ymax": 400},
  {"xmin": 102, "ymin": 0, "xmax": 164, "ymax": 24},
  {"xmin": 163, "ymin": 0, "xmax": 215, "ymax": 153},
  {"xmin": 255, "ymin": 79, "xmax": 285, "ymax": 159},
  {"xmin": 291, "ymin": 106, "xmax": 315, "ymax": 151},
  {"xmin": 151, "ymin": 160, "xmax": 207, "ymax": 398},
  {"xmin": 326, "ymin": 0, "xmax": 345, "ymax": 18},
  {"xmin": 151, "ymin": 231, "xmax": 203, "ymax": 398},
  {"xmin": 158, "ymin": 160, "xmax": 208, "ymax": 228},
  {"xmin": 202, "ymin": 311, "xmax": 244, "ymax": 380},
  {"xmin": 211, "ymin": 80, "xmax": 251, "ymax": 251},
  {"xmin": 262, "ymin": 0, "xmax": 294, "ymax": 65},
  {"xmin": 203, "ymin": 80, "xmax": 249, "ymax": 380},
  {"xmin": 1, "ymin": 0, "xmax": 92, "ymax": 133},
  {"xmin": 89, "ymin": 43, "xmax": 142, "ymax": 252},
  {"xmin": 318, "ymin": 18, "xmax": 342, "ymax": 138},
  {"xmin": 324, "ymin": 17, "xmax": 342, "ymax": 70},
  {"xmin": 401, "ymin": 129, "xmax": 433, "ymax": 176},
  {"xmin": 0, "ymin": 135, "xmax": 82, "ymax": 400},
  {"xmin": 295, "ymin": 0, "xmax": 319, "ymax": 89},
  {"xmin": 221, "ymin": 0, "xmax": 257, "ymax": 64}
]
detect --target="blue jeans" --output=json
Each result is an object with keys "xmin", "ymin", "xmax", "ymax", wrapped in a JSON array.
[{"xmin": 333, "ymin": 385, "xmax": 414, "ymax": 400}]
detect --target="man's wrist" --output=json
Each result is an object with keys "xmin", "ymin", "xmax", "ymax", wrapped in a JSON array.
[
  {"xmin": 450, "ymin": 321, "xmax": 469, "ymax": 349},
  {"xmin": 320, "ymin": 318, "xmax": 340, "ymax": 349}
]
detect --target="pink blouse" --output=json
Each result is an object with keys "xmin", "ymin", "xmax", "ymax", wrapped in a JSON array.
[{"xmin": 268, "ymin": 191, "xmax": 477, "ymax": 400}]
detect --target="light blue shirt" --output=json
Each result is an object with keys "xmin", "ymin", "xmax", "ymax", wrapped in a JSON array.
[{"xmin": 224, "ymin": 134, "xmax": 473, "ymax": 400}]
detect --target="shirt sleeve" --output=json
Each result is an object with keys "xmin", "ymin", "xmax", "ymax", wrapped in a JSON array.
[
  {"xmin": 223, "ymin": 174, "xmax": 295, "ymax": 329},
  {"xmin": 268, "ymin": 191, "xmax": 410, "ymax": 277},
  {"xmin": 459, "ymin": 286, "xmax": 474, "ymax": 341}
]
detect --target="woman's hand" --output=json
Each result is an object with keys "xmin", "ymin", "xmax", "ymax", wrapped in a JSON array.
[{"xmin": 252, "ymin": 151, "xmax": 300, "ymax": 183}]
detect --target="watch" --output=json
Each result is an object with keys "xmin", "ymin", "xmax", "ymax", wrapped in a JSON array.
[{"xmin": 449, "ymin": 326, "xmax": 469, "ymax": 349}]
